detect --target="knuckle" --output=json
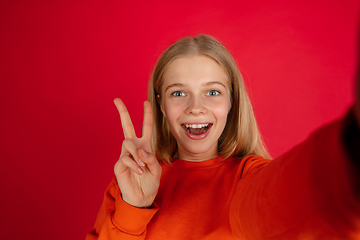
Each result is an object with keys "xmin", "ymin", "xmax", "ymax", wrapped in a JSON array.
[
  {"xmin": 143, "ymin": 121, "xmax": 153, "ymax": 127},
  {"xmin": 120, "ymin": 155, "xmax": 132, "ymax": 164},
  {"xmin": 122, "ymin": 138, "xmax": 135, "ymax": 150},
  {"xmin": 146, "ymin": 153, "xmax": 157, "ymax": 163},
  {"xmin": 115, "ymin": 156, "xmax": 126, "ymax": 167},
  {"xmin": 114, "ymin": 159, "xmax": 124, "ymax": 174},
  {"xmin": 123, "ymin": 138, "xmax": 132, "ymax": 145},
  {"xmin": 116, "ymin": 156, "xmax": 136, "ymax": 170}
]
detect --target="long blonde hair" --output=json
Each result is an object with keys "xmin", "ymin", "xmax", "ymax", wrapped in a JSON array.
[{"xmin": 148, "ymin": 34, "xmax": 271, "ymax": 163}]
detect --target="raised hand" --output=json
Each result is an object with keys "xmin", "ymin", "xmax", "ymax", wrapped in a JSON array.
[{"xmin": 113, "ymin": 98, "xmax": 162, "ymax": 208}]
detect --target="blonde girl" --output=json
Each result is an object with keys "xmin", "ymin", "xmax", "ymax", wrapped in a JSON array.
[{"xmin": 87, "ymin": 35, "xmax": 360, "ymax": 240}]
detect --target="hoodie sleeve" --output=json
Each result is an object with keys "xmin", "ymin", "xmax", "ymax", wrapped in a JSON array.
[
  {"xmin": 86, "ymin": 176, "xmax": 158, "ymax": 240},
  {"xmin": 230, "ymin": 108, "xmax": 360, "ymax": 240}
]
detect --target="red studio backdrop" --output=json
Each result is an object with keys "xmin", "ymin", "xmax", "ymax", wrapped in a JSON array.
[{"xmin": 0, "ymin": 1, "xmax": 359, "ymax": 239}]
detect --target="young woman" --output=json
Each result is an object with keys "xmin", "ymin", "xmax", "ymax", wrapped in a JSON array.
[{"xmin": 86, "ymin": 35, "xmax": 360, "ymax": 239}]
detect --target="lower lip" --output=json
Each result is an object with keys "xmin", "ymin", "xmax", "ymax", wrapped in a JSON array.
[{"xmin": 182, "ymin": 125, "xmax": 212, "ymax": 140}]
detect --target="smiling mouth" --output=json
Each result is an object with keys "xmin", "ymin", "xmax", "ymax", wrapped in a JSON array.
[{"xmin": 182, "ymin": 123, "xmax": 213, "ymax": 135}]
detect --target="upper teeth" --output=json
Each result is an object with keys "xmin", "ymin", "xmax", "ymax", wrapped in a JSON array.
[{"xmin": 185, "ymin": 124, "xmax": 208, "ymax": 128}]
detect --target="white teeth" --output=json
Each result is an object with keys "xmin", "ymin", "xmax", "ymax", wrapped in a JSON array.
[{"xmin": 185, "ymin": 124, "xmax": 209, "ymax": 128}]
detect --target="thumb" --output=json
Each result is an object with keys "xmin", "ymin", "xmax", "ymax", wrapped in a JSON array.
[{"xmin": 138, "ymin": 148, "xmax": 162, "ymax": 178}]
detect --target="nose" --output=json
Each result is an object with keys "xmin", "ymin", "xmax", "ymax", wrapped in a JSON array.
[{"xmin": 185, "ymin": 96, "xmax": 207, "ymax": 115}]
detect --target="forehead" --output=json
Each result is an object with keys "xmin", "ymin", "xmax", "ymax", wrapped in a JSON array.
[{"xmin": 162, "ymin": 55, "xmax": 228, "ymax": 89}]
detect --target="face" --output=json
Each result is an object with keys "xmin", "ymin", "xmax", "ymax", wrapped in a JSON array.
[{"xmin": 160, "ymin": 55, "xmax": 231, "ymax": 161}]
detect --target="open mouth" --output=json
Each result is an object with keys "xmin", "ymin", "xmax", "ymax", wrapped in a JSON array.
[{"xmin": 182, "ymin": 123, "xmax": 213, "ymax": 135}]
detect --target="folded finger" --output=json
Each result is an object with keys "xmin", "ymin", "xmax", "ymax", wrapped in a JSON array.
[
  {"xmin": 115, "ymin": 155, "xmax": 144, "ymax": 175},
  {"xmin": 121, "ymin": 138, "xmax": 141, "ymax": 166}
]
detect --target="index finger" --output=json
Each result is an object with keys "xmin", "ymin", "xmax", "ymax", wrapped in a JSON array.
[
  {"xmin": 114, "ymin": 98, "xmax": 136, "ymax": 139},
  {"xmin": 141, "ymin": 100, "xmax": 153, "ymax": 140}
]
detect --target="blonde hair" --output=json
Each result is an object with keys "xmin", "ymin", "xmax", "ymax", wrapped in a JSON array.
[{"xmin": 148, "ymin": 34, "xmax": 271, "ymax": 163}]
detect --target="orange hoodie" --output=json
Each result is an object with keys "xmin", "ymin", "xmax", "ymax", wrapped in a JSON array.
[{"xmin": 86, "ymin": 111, "xmax": 360, "ymax": 240}]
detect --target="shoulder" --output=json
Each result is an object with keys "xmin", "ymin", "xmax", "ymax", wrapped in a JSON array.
[{"xmin": 234, "ymin": 155, "xmax": 271, "ymax": 179}]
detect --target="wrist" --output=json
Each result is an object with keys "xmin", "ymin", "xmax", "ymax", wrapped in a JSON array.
[{"xmin": 121, "ymin": 194, "xmax": 154, "ymax": 208}]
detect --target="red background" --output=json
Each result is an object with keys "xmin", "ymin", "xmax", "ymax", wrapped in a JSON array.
[{"xmin": 0, "ymin": 1, "xmax": 359, "ymax": 239}]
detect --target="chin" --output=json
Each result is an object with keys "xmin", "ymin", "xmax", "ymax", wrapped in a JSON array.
[{"xmin": 180, "ymin": 142, "xmax": 218, "ymax": 157}]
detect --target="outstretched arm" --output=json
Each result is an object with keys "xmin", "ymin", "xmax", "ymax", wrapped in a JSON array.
[
  {"xmin": 230, "ymin": 43, "xmax": 360, "ymax": 240},
  {"xmin": 230, "ymin": 115, "xmax": 360, "ymax": 239}
]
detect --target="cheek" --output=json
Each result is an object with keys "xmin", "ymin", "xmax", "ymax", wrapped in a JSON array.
[
  {"xmin": 163, "ymin": 100, "xmax": 183, "ymax": 122},
  {"xmin": 206, "ymin": 98, "xmax": 230, "ymax": 117},
  {"xmin": 212, "ymin": 106, "xmax": 230, "ymax": 131},
  {"xmin": 215, "ymin": 106, "xmax": 230, "ymax": 123}
]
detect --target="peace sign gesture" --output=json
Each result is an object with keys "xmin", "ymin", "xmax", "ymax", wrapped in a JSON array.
[{"xmin": 113, "ymin": 98, "xmax": 162, "ymax": 208}]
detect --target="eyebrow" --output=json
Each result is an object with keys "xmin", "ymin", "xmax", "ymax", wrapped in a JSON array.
[
  {"xmin": 164, "ymin": 83, "xmax": 184, "ymax": 92},
  {"xmin": 204, "ymin": 81, "xmax": 227, "ymax": 88},
  {"xmin": 164, "ymin": 81, "xmax": 226, "ymax": 92}
]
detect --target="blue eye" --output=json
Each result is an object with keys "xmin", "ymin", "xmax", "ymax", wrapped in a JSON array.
[
  {"xmin": 171, "ymin": 91, "xmax": 185, "ymax": 97},
  {"xmin": 207, "ymin": 90, "xmax": 220, "ymax": 96}
]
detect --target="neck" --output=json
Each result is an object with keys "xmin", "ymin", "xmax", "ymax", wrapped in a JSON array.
[{"xmin": 175, "ymin": 148, "xmax": 219, "ymax": 162}]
